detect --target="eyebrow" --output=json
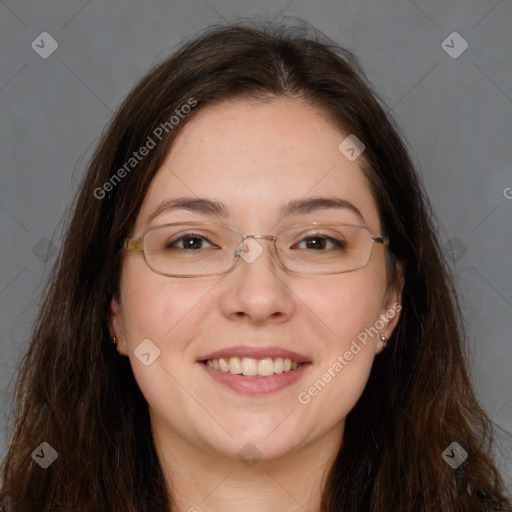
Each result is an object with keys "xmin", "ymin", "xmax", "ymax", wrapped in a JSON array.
[
  {"xmin": 280, "ymin": 196, "xmax": 365, "ymax": 222},
  {"xmin": 147, "ymin": 196, "xmax": 365, "ymax": 224},
  {"xmin": 147, "ymin": 197, "xmax": 229, "ymax": 224}
]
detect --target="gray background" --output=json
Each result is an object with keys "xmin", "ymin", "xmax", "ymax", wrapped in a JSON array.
[{"xmin": 1, "ymin": 0, "xmax": 511, "ymax": 492}]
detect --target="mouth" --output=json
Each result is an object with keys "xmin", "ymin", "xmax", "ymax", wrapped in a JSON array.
[
  {"xmin": 203, "ymin": 356, "xmax": 304, "ymax": 377},
  {"xmin": 197, "ymin": 345, "xmax": 312, "ymax": 395}
]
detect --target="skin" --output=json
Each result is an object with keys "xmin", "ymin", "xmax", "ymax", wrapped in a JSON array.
[{"xmin": 110, "ymin": 98, "xmax": 402, "ymax": 512}]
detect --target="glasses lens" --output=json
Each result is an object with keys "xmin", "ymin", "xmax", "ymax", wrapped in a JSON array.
[
  {"xmin": 143, "ymin": 224, "xmax": 240, "ymax": 276},
  {"xmin": 277, "ymin": 224, "xmax": 374, "ymax": 274}
]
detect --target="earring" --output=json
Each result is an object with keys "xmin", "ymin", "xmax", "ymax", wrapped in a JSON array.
[
  {"xmin": 380, "ymin": 334, "xmax": 387, "ymax": 347},
  {"xmin": 112, "ymin": 336, "xmax": 117, "ymax": 345}
]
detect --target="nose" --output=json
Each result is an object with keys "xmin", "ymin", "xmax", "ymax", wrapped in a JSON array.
[{"xmin": 218, "ymin": 237, "xmax": 296, "ymax": 325}]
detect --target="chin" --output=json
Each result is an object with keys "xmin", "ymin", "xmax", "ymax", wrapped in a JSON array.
[
  {"xmin": 207, "ymin": 420, "xmax": 305, "ymax": 459},
  {"xmin": 213, "ymin": 436, "xmax": 300, "ymax": 464}
]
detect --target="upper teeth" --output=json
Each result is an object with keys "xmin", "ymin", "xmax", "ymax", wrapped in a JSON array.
[{"xmin": 205, "ymin": 357, "xmax": 301, "ymax": 376}]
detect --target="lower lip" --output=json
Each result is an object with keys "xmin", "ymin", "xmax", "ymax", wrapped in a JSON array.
[{"xmin": 199, "ymin": 362, "xmax": 312, "ymax": 395}]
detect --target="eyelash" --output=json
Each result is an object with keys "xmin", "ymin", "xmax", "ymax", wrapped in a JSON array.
[{"xmin": 166, "ymin": 233, "xmax": 215, "ymax": 249}]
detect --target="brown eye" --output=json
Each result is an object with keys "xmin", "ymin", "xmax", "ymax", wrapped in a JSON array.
[
  {"xmin": 294, "ymin": 235, "xmax": 344, "ymax": 250},
  {"xmin": 166, "ymin": 234, "xmax": 214, "ymax": 250}
]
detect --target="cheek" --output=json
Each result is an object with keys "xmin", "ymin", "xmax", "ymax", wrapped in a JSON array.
[
  {"xmin": 117, "ymin": 267, "xmax": 230, "ymax": 436},
  {"xmin": 118, "ymin": 262, "xmax": 221, "ymax": 352},
  {"xmin": 117, "ymin": 268, "xmax": 212, "ymax": 408},
  {"xmin": 294, "ymin": 270, "xmax": 385, "ymax": 419},
  {"xmin": 299, "ymin": 349, "xmax": 375, "ymax": 434},
  {"xmin": 298, "ymin": 268, "xmax": 386, "ymax": 345}
]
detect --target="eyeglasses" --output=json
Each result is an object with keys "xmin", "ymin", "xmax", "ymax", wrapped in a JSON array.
[{"xmin": 123, "ymin": 222, "xmax": 389, "ymax": 278}]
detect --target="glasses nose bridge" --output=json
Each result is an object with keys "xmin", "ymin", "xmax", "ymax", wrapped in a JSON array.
[
  {"xmin": 247, "ymin": 234, "xmax": 277, "ymax": 242},
  {"xmin": 234, "ymin": 233, "xmax": 278, "ymax": 260},
  {"xmin": 242, "ymin": 234, "xmax": 278, "ymax": 250}
]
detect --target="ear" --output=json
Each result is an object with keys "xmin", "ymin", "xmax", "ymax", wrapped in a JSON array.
[
  {"xmin": 109, "ymin": 294, "xmax": 128, "ymax": 355},
  {"xmin": 376, "ymin": 262, "xmax": 404, "ymax": 352}
]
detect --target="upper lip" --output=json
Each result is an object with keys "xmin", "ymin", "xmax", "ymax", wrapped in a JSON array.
[{"xmin": 198, "ymin": 345, "xmax": 312, "ymax": 363}]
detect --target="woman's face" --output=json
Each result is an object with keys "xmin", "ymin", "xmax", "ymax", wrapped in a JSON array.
[{"xmin": 111, "ymin": 98, "xmax": 401, "ymax": 463}]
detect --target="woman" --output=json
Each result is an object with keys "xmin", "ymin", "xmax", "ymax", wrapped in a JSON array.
[{"xmin": 1, "ymin": 21, "xmax": 510, "ymax": 512}]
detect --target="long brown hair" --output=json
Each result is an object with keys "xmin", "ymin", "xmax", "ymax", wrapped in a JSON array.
[{"xmin": 1, "ymin": 20, "xmax": 510, "ymax": 511}]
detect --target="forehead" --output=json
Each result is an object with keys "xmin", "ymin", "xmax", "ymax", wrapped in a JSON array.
[{"xmin": 135, "ymin": 98, "xmax": 380, "ymax": 233}]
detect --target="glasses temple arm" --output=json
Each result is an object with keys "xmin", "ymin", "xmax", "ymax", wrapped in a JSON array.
[
  {"xmin": 123, "ymin": 238, "xmax": 143, "ymax": 250},
  {"xmin": 374, "ymin": 236, "xmax": 390, "ymax": 247}
]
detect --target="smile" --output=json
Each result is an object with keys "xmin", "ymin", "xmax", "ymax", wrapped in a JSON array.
[
  {"xmin": 198, "ymin": 345, "xmax": 312, "ymax": 395},
  {"xmin": 204, "ymin": 356, "xmax": 303, "ymax": 376}
]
